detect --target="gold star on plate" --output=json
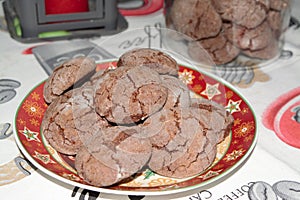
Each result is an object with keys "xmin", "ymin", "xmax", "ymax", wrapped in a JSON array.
[
  {"xmin": 199, "ymin": 169, "xmax": 223, "ymax": 180},
  {"xmin": 234, "ymin": 118, "xmax": 242, "ymax": 126},
  {"xmin": 17, "ymin": 118, "xmax": 26, "ymax": 125},
  {"xmin": 178, "ymin": 69, "xmax": 195, "ymax": 85},
  {"xmin": 201, "ymin": 83, "xmax": 221, "ymax": 99},
  {"xmin": 30, "ymin": 118, "xmax": 39, "ymax": 127},
  {"xmin": 241, "ymin": 107, "xmax": 249, "ymax": 115},
  {"xmin": 62, "ymin": 173, "xmax": 81, "ymax": 181},
  {"xmin": 31, "ymin": 92, "xmax": 40, "ymax": 101},
  {"xmin": 234, "ymin": 121, "xmax": 255, "ymax": 138},
  {"xmin": 23, "ymin": 100, "xmax": 44, "ymax": 119},
  {"xmin": 224, "ymin": 149, "xmax": 245, "ymax": 162}
]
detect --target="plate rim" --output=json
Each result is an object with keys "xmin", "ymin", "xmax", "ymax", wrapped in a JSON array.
[{"xmin": 13, "ymin": 60, "xmax": 258, "ymax": 196}]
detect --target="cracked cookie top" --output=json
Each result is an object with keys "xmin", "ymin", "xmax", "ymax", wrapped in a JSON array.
[
  {"xmin": 43, "ymin": 57, "xmax": 96, "ymax": 104},
  {"xmin": 94, "ymin": 65, "xmax": 168, "ymax": 124},
  {"xmin": 41, "ymin": 86, "xmax": 109, "ymax": 155},
  {"xmin": 145, "ymin": 107, "xmax": 218, "ymax": 179},
  {"xmin": 75, "ymin": 126, "xmax": 151, "ymax": 187},
  {"xmin": 169, "ymin": 0, "xmax": 222, "ymax": 40},
  {"xmin": 117, "ymin": 48, "xmax": 179, "ymax": 76},
  {"xmin": 212, "ymin": 0, "xmax": 268, "ymax": 29}
]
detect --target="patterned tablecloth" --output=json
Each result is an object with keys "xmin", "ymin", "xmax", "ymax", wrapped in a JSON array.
[{"xmin": 1, "ymin": 1, "xmax": 300, "ymax": 199}]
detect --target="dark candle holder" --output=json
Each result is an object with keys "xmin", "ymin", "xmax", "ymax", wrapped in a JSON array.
[{"xmin": 3, "ymin": 0, "xmax": 128, "ymax": 43}]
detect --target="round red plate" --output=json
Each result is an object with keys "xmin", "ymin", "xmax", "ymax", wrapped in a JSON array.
[{"xmin": 14, "ymin": 61, "xmax": 257, "ymax": 195}]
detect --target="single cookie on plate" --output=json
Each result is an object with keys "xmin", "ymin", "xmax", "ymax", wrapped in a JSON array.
[
  {"xmin": 43, "ymin": 57, "xmax": 96, "ymax": 104},
  {"xmin": 41, "ymin": 86, "xmax": 109, "ymax": 155},
  {"xmin": 94, "ymin": 65, "xmax": 168, "ymax": 124},
  {"xmin": 141, "ymin": 96, "xmax": 233, "ymax": 178},
  {"xmin": 145, "ymin": 107, "xmax": 218, "ymax": 178},
  {"xmin": 117, "ymin": 48, "xmax": 179, "ymax": 76},
  {"xmin": 75, "ymin": 126, "xmax": 152, "ymax": 187}
]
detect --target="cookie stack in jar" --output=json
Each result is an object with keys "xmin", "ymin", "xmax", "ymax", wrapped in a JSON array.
[{"xmin": 165, "ymin": 0, "xmax": 291, "ymax": 66}]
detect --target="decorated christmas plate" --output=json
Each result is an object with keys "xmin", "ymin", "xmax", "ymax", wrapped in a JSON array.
[{"xmin": 13, "ymin": 61, "xmax": 257, "ymax": 195}]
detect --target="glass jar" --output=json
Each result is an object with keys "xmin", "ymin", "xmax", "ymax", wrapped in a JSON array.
[{"xmin": 163, "ymin": 0, "xmax": 291, "ymax": 68}]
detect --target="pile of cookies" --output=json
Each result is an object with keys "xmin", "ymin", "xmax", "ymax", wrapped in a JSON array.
[
  {"xmin": 41, "ymin": 48, "xmax": 233, "ymax": 187},
  {"xmin": 166, "ymin": 0, "xmax": 290, "ymax": 65}
]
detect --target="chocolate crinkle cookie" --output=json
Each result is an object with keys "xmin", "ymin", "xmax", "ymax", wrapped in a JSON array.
[
  {"xmin": 190, "ymin": 98, "xmax": 234, "ymax": 144},
  {"xmin": 142, "ymin": 107, "xmax": 218, "ymax": 178},
  {"xmin": 167, "ymin": 0, "xmax": 290, "ymax": 64},
  {"xmin": 41, "ymin": 48, "xmax": 234, "ymax": 187},
  {"xmin": 212, "ymin": 0, "xmax": 268, "ymax": 29},
  {"xmin": 75, "ymin": 127, "xmax": 152, "ymax": 187},
  {"xmin": 43, "ymin": 57, "xmax": 97, "ymax": 104},
  {"xmin": 94, "ymin": 65, "xmax": 168, "ymax": 124},
  {"xmin": 139, "ymin": 97, "xmax": 232, "ymax": 178},
  {"xmin": 41, "ymin": 87, "xmax": 109, "ymax": 155},
  {"xmin": 117, "ymin": 48, "xmax": 179, "ymax": 76}
]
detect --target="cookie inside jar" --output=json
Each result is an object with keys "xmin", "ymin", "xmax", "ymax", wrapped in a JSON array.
[
  {"xmin": 41, "ymin": 48, "xmax": 234, "ymax": 187},
  {"xmin": 164, "ymin": 0, "xmax": 291, "ymax": 68}
]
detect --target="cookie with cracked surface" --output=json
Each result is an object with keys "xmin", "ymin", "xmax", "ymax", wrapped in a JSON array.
[
  {"xmin": 224, "ymin": 21, "xmax": 274, "ymax": 51},
  {"xmin": 94, "ymin": 66, "xmax": 168, "ymax": 124},
  {"xmin": 190, "ymin": 98, "xmax": 234, "ymax": 144},
  {"xmin": 41, "ymin": 86, "xmax": 109, "ymax": 155},
  {"xmin": 117, "ymin": 48, "xmax": 179, "ymax": 76},
  {"xmin": 75, "ymin": 127, "xmax": 152, "ymax": 187},
  {"xmin": 169, "ymin": 0, "xmax": 222, "ymax": 40},
  {"xmin": 151, "ymin": 134, "xmax": 217, "ymax": 179},
  {"xmin": 188, "ymin": 31, "xmax": 240, "ymax": 65},
  {"xmin": 140, "ymin": 108, "xmax": 181, "ymax": 149},
  {"xmin": 212, "ymin": 0, "xmax": 268, "ymax": 29},
  {"xmin": 146, "ymin": 107, "xmax": 217, "ymax": 178},
  {"xmin": 43, "ymin": 57, "xmax": 96, "ymax": 104}
]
